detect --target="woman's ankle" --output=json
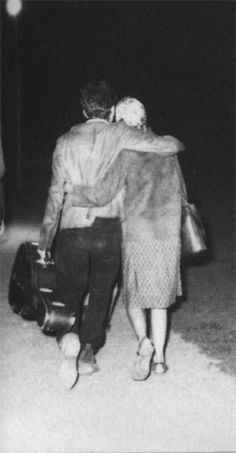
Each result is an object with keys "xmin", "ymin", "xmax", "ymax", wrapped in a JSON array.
[{"xmin": 153, "ymin": 352, "xmax": 165, "ymax": 364}]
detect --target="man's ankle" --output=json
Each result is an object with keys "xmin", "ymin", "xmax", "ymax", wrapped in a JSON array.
[
  {"xmin": 79, "ymin": 343, "xmax": 99, "ymax": 375},
  {"xmin": 80, "ymin": 343, "xmax": 96, "ymax": 362}
]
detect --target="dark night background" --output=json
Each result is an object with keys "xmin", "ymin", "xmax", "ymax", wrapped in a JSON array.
[
  {"xmin": 0, "ymin": 0, "xmax": 235, "ymax": 209},
  {"xmin": 1, "ymin": 0, "xmax": 236, "ymax": 403}
]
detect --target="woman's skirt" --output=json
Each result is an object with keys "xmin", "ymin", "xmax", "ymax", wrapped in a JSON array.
[{"xmin": 122, "ymin": 236, "xmax": 182, "ymax": 309}]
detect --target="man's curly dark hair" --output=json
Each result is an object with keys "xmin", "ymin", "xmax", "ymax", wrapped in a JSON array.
[{"xmin": 80, "ymin": 80, "xmax": 118, "ymax": 120}]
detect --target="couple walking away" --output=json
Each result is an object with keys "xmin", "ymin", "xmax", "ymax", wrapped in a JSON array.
[{"xmin": 39, "ymin": 81, "xmax": 186, "ymax": 389}]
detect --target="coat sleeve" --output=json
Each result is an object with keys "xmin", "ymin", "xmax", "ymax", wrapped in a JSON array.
[
  {"xmin": 174, "ymin": 156, "xmax": 188, "ymax": 203},
  {"xmin": 119, "ymin": 123, "xmax": 185, "ymax": 155},
  {"xmin": 71, "ymin": 155, "xmax": 126, "ymax": 207},
  {"xmin": 39, "ymin": 138, "xmax": 66, "ymax": 250}
]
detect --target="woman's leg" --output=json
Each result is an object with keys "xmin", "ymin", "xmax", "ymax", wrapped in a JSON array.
[
  {"xmin": 151, "ymin": 308, "xmax": 168, "ymax": 364},
  {"xmin": 127, "ymin": 305, "xmax": 147, "ymax": 341},
  {"xmin": 127, "ymin": 304, "xmax": 154, "ymax": 381}
]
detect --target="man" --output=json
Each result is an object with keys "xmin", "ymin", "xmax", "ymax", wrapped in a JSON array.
[{"xmin": 39, "ymin": 81, "xmax": 183, "ymax": 389}]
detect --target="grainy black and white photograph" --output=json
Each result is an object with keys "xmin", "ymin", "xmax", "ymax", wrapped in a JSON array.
[{"xmin": 0, "ymin": 0, "xmax": 235, "ymax": 452}]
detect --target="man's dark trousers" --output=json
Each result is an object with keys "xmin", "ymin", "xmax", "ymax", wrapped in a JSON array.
[{"xmin": 55, "ymin": 217, "xmax": 121, "ymax": 352}]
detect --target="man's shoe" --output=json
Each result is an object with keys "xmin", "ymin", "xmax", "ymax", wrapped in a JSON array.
[
  {"xmin": 58, "ymin": 333, "xmax": 80, "ymax": 390},
  {"xmin": 58, "ymin": 332, "xmax": 81, "ymax": 356},
  {"xmin": 59, "ymin": 356, "xmax": 79, "ymax": 390},
  {"xmin": 78, "ymin": 343, "xmax": 99, "ymax": 375},
  {"xmin": 131, "ymin": 337, "xmax": 154, "ymax": 381}
]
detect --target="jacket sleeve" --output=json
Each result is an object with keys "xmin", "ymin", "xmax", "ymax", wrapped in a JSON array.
[
  {"xmin": 119, "ymin": 123, "xmax": 185, "ymax": 155},
  {"xmin": 39, "ymin": 138, "xmax": 66, "ymax": 250},
  {"xmin": 71, "ymin": 156, "xmax": 126, "ymax": 207},
  {"xmin": 174, "ymin": 156, "xmax": 188, "ymax": 203}
]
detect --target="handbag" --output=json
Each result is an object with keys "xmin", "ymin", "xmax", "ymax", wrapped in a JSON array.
[{"xmin": 181, "ymin": 202, "xmax": 207, "ymax": 257}]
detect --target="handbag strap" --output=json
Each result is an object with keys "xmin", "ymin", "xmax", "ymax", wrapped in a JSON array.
[{"xmin": 174, "ymin": 157, "xmax": 188, "ymax": 206}]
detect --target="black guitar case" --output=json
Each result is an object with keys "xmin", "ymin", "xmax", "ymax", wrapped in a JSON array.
[{"xmin": 8, "ymin": 242, "xmax": 75, "ymax": 334}]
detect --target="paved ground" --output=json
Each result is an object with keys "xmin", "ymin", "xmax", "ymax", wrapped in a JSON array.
[{"xmin": 0, "ymin": 222, "xmax": 236, "ymax": 453}]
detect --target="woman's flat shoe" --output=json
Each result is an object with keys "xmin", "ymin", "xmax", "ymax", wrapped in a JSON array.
[
  {"xmin": 152, "ymin": 362, "xmax": 168, "ymax": 374},
  {"xmin": 131, "ymin": 337, "xmax": 154, "ymax": 381}
]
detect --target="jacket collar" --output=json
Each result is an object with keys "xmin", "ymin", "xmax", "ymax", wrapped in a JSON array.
[{"xmin": 86, "ymin": 118, "xmax": 109, "ymax": 124}]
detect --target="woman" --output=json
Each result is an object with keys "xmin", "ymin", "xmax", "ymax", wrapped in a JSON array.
[{"xmin": 71, "ymin": 97, "xmax": 186, "ymax": 380}]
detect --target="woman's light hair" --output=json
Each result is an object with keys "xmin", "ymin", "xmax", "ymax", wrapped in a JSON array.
[{"xmin": 115, "ymin": 97, "xmax": 147, "ymax": 129}]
